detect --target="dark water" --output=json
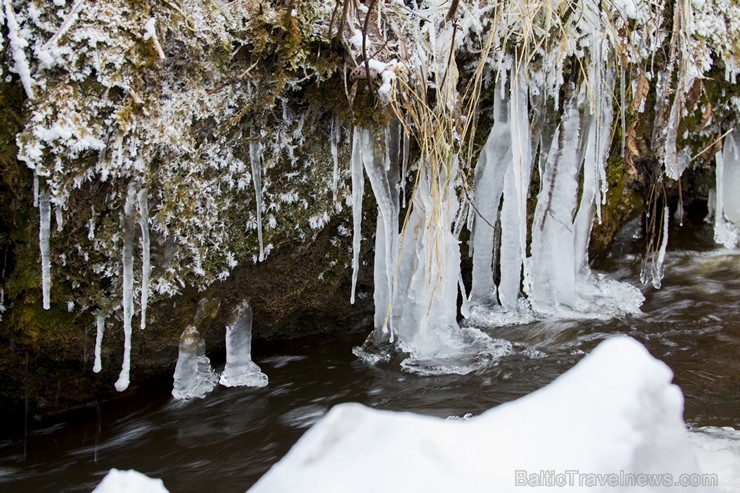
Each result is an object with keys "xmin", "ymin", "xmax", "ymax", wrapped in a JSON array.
[{"xmin": 1, "ymin": 225, "xmax": 738, "ymax": 492}]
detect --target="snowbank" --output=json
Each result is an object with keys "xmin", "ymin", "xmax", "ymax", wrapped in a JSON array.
[
  {"xmin": 249, "ymin": 337, "xmax": 720, "ymax": 493},
  {"xmin": 92, "ymin": 468, "xmax": 168, "ymax": 493}
]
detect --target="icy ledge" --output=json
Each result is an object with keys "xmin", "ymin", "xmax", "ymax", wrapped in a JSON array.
[{"xmin": 250, "ymin": 337, "xmax": 728, "ymax": 493}]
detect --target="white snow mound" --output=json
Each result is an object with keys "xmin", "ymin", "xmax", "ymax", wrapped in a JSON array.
[
  {"xmin": 92, "ymin": 468, "xmax": 168, "ymax": 493},
  {"xmin": 249, "ymin": 336, "xmax": 722, "ymax": 493}
]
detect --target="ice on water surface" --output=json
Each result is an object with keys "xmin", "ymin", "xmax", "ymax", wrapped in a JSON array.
[
  {"xmin": 219, "ymin": 301, "xmax": 268, "ymax": 388},
  {"xmin": 172, "ymin": 326, "xmax": 218, "ymax": 400}
]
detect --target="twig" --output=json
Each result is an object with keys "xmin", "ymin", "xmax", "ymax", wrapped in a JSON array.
[{"xmin": 690, "ymin": 128, "xmax": 734, "ymax": 163}]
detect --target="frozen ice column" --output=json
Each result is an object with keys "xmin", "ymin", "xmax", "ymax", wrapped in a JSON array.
[
  {"xmin": 219, "ymin": 301, "xmax": 268, "ymax": 388},
  {"xmin": 172, "ymin": 326, "xmax": 218, "ymax": 400}
]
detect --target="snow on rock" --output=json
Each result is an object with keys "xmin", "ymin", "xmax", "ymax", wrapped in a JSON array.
[
  {"xmin": 250, "ymin": 337, "xmax": 713, "ymax": 493},
  {"xmin": 92, "ymin": 468, "xmax": 168, "ymax": 493},
  {"xmin": 688, "ymin": 427, "xmax": 740, "ymax": 493}
]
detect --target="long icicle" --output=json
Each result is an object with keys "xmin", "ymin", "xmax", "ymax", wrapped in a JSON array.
[
  {"xmin": 138, "ymin": 189, "xmax": 150, "ymax": 330},
  {"xmin": 350, "ymin": 126, "xmax": 366, "ymax": 304},
  {"xmin": 115, "ymin": 185, "xmax": 137, "ymax": 392},
  {"xmin": 39, "ymin": 185, "xmax": 52, "ymax": 310},
  {"xmin": 249, "ymin": 130, "xmax": 265, "ymax": 262},
  {"xmin": 467, "ymin": 79, "xmax": 510, "ymax": 310},
  {"xmin": 364, "ymin": 125, "xmax": 400, "ymax": 339}
]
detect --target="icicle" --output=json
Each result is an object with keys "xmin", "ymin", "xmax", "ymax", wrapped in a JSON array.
[
  {"xmin": 620, "ymin": 66, "xmax": 626, "ymax": 159},
  {"xmin": 330, "ymin": 116, "xmax": 340, "ymax": 209},
  {"xmin": 39, "ymin": 186, "xmax": 52, "ymax": 310},
  {"xmin": 138, "ymin": 189, "xmax": 150, "ymax": 330},
  {"xmin": 721, "ymin": 131, "xmax": 740, "ymax": 225},
  {"xmin": 349, "ymin": 127, "xmax": 366, "ymax": 304},
  {"xmin": 219, "ymin": 300, "xmax": 268, "ymax": 387},
  {"xmin": 528, "ymin": 85, "xmax": 581, "ymax": 312},
  {"xmin": 467, "ymin": 81, "xmax": 510, "ymax": 310},
  {"xmin": 401, "ymin": 120, "xmax": 410, "ymax": 209},
  {"xmin": 574, "ymin": 39, "xmax": 615, "ymax": 277},
  {"xmin": 114, "ymin": 185, "xmax": 137, "ymax": 392},
  {"xmin": 249, "ymin": 132, "xmax": 265, "ymax": 262},
  {"xmin": 498, "ymin": 168, "xmax": 522, "ymax": 311},
  {"xmin": 391, "ymin": 161, "xmax": 462, "ymax": 357},
  {"xmin": 172, "ymin": 326, "xmax": 218, "ymax": 400},
  {"xmin": 651, "ymin": 206, "xmax": 670, "ymax": 289},
  {"xmin": 55, "ymin": 205, "xmax": 64, "ymax": 232},
  {"xmin": 33, "ymin": 172, "xmax": 39, "ymax": 208},
  {"xmin": 362, "ymin": 125, "xmax": 400, "ymax": 338},
  {"xmin": 498, "ymin": 67, "xmax": 533, "ymax": 311},
  {"xmin": 713, "ymin": 131, "xmax": 740, "ymax": 248},
  {"xmin": 93, "ymin": 314, "xmax": 105, "ymax": 373}
]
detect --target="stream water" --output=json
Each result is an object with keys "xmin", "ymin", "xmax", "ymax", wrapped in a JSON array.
[{"xmin": 0, "ymin": 221, "xmax": 738, "ymax": 493}]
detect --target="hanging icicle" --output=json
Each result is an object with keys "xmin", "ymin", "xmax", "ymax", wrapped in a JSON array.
[
  {"xmin": 362, "ymin": 125, "xmax": 400, "ymax": 339},
  {"xmin": 712, "ymin": 130, "xmax": 740, "ymax": 248},
  {"xmin": 115, "ymin": 185, "xmax": 137, "ymax": 392},
  {"xmin": 330, "ymin": 116, "xmax": 341, "ymax": 210},
  {"xmin": 466, "ymin": 80, "xmax": 510, "ymax": 312},
  {"xmin": 349, "ymin": 126, "xmax": 367, "ymax": 304},
  {"xmin": 93, "ymin": 314, "xmax": 105, "ymax": 373},
  {"xmin": 39, "ymin": 185, "xmax": 52, "ymax": 310},
  {"xmin": 528, "ymin": 84, "xmax": 581, "ymax": 312},
  {"xmin": 249, "ymin": 129, "xmax": 265, "ymax": 262},
  {"xmin": 138, "ymin": 189, "xmax": 150, "ymax": 331}
]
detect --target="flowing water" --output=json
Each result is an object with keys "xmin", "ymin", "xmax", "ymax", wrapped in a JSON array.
[{"xmin": 0, "ymin": 221, "xmax": 738, "ymax": 492}]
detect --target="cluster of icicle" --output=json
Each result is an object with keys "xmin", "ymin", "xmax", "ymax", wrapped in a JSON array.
[
  {"xmin": 172, "ymin": 300, "xmax": 267, "ymax": 401},
  {"xmin": 351, "ymin": 26, "xmax": 644, "ymax": 375},
  {"xmin": 52, "ymin": 183, "xmax": 151, "ymax": 392}
]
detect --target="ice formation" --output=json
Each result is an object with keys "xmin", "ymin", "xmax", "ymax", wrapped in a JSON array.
[
  {"xmin": 465, "ymin": 64, "xmax": 642, "ymax": 324},
  {"xmin": 352, "ymin": 121, "xmax": 513, "ymax": 374},
  {"xmin": 349, "ymin": 127, "xmax": 367, "ymax": 305},
  {"xmin": 172, "ymin": 326, "xmax": 218, "ymax": 400},
  {"xmin": 360, "ymin": 125, "xmax": 399, "ymax": 339},
  {"xmin": 249, "ymin": 337, "xmax": 711, "ymax": 493},
  {"xmin": 38, "ymin": 186, "xmax": 51, "ymax": 310},
  {"xmin": 93, "ymin": 314, "xmax": 105, "ymax": 373},
  {"xmin": 114, "ymin": 186, "xmax": 137, "ymax": 393},
  {"xmin": 138, "ymin": 189, "xmax": 150, "ymax": 331},
  {"xmin": 466, "ymin": 80, "xmax": 510, "ymax": 313},
  {"xmin": 219, "ymin": 301, "xmax": 268, "ymax": 388},
  {"xmin": 250, "ymin": 132, "xmax": 265, "ymax": 263},
  {"xmin": 712, "ymin": 130, "xmax": 740, "ymax": 248}
]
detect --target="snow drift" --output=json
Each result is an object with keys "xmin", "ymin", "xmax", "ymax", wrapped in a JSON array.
[{"xmin": 249, "ymin": 337, "xmax": 716, "ymax": 493}]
